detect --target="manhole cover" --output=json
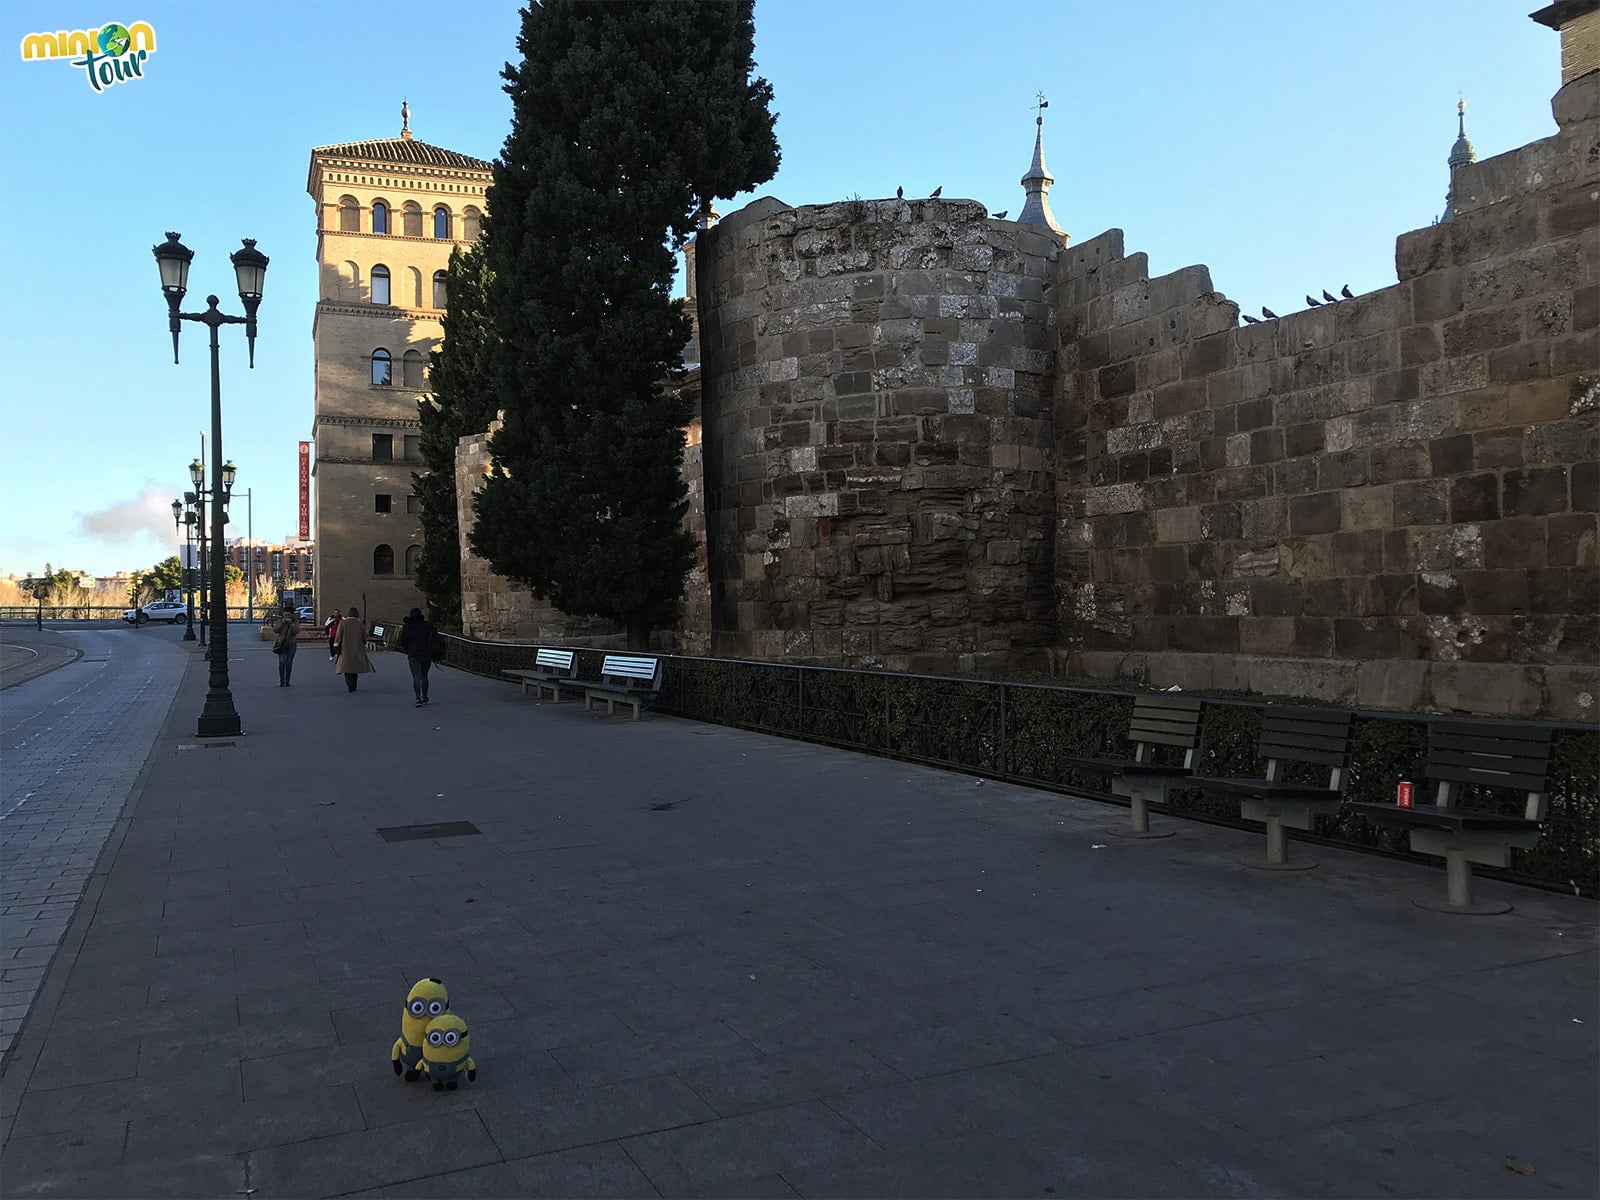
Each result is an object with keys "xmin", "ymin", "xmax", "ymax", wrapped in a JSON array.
[{"xmin": 376, "ymin": 821, "xmax": 482, "ymax": 842}]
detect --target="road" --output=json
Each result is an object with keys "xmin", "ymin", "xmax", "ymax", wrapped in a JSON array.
[{"xmin": 0, "ymin": 625, "xmax": 189, "ymax": 1063}]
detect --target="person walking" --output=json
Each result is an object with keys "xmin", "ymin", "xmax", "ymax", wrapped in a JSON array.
[
  {"xmin": 396, "ymin": 607, "xmax": 438, "ymax": 707},
  {"xmin": 271, "ymin": 604, "xmax": 301, "ymax": 687},
  {"xmin": 332, "ymin": 606, "xmax": 375, "ymax": 692},
  {"xmin": 324, "ymin": 611, "xmax": 342, "ymax": 660}
]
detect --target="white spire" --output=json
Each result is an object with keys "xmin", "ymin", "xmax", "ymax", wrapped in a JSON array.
[{"xmin": 1017, "ymin": 94, "xmax": 1064, "ymax": 235}]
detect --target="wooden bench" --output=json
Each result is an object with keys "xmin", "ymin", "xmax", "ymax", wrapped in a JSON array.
[
  {"xmin": 1346, "ymin": 722, "xmax": 1552, "ymax": 914},
  {"xmin": 579, "ymin": 654, "xmax": 661, "ymax": 720},
  {"xmin": 1188, "ymin": 707, "xmax": 1354, "ymax": 871},
  {"xmin": 1061, "ymin": 695, "xmax": 1202, "ymax": 839},
  {"xmin": 504, "ymin": 648, "xmax": 578, "ymax": 702}
]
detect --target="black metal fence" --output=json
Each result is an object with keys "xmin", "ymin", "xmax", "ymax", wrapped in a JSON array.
[{"xmin": 441, "ymin": 635, "xmax": 1598, "ymax": 897}]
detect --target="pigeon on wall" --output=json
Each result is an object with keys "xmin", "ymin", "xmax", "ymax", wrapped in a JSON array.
[
  {"xmin": 1341, "ymin": 284, "xmax": 1355, "ymax": 299},
  {"xmin": 1322, "ymin": 289, "xmax": 1338, "ymax": 303},
  {"xmin": 1262, "ymin": 307, "xmax": 1279, "ymax": 319},
  {"xmin": 896, "ymin": 186, "xmax": 903, "ymax": 199},
  {"xmin": 1241, "ymin": 314, "xmax": 1261, "ymax": 324},
  {"xmin": 992, "ymin": 210, "xmax": 1008, "ymax": 220},
  {"xmin": 1306, "ymin": 294, "xmax": 1322, "ymax": 307},
  {"xmin": 929, "ymin": 186, "xmax": 942, "ymax": 198}
]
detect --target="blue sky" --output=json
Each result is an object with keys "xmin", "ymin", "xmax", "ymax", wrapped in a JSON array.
[{"xmin": 0, "ymin": 1, "xmax": 1559, "ymax": 577}]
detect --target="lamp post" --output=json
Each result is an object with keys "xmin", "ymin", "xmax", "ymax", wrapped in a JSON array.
[
  {"xmin": 171, "ymin": 497, "xmax": 197, "ymax": 640},
  {"xmin": 153, "ymin": 232, "xmax": 267, "ymax": 739},
  {"xmin": 187, "ymin": 459, "xmax": 207, "ymax": 645}
]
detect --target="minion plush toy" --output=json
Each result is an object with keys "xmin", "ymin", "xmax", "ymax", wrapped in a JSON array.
[
  {"xmin": 418, "ymin": 1014, "xmax": 475, "ymax": 1090},
  {"xmin": 392, "ymin": 978, "xmax": 448, "ymax": 1082}
]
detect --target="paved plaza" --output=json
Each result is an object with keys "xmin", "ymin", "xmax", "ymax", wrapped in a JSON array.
[{"xmin": 1, "ymin": 627, "xmax": 1596, "ymax": 1198}]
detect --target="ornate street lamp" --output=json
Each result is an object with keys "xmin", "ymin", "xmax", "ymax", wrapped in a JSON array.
[
  {"xmin": 153, "ymin": 232, "xmax": 268, "ymax": 738},
  {"xmin": 171, "ymin": 498, "xmax": 197, "ymax": 640},
  {"xmin": 187, "ymin": 460, "xmax": 208, "ymax": 646}
]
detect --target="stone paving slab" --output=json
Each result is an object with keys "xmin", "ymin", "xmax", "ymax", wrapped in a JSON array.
[{"xmin": 0, "ymin": 636, "xmax": 1596, "ymax": 1198}]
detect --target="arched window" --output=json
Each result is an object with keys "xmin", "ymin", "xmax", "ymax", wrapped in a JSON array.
[
  {"xmin": 432, "ymin": 271, "xmax": 448, "ymax": 309},
  {"xmin": 338, "ymin": 196, "xmax": 359, "ymax": 232},
  {"xmin": 402, "ymin": 202, "xmax": 422, "ymax": 237},
  {"xmin": 433, "ymin": 206, "xmax": 452, "ymax": 239},
  {"xmin": 406, "ymin": 266, "xmax": 422, "ymax": 307},
  {"xmin": 463, "ymin": 207, "xmax": 482, "ymax": 241},
  {"xmin": 404, "ymin": 545, "xmax": 421, "ymax": 576},
  {"xmin": 370, "ymin": 348, "xmax": 392, "ymax": 386},
  {"xmin": 373, "ymin": 544, "xmax": 394, "ymax": 576},
  {"xmin": 402, "ymin": 350, "xmax": 424, "ymax": 388},
  {"xmin": 370, "ymin": 264, "xmax": 391, "ymax": 306},
  {"xmin": 371, "ymin": 201, "xmax": 389, "ymax": 234}
]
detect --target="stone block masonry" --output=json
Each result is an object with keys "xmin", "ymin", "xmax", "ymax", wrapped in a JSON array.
[
  {"xmin": 695, "ymin": 197, "xmax": 1063, "ymax": 671},
  {"xmin": 453, "ymin": 63, "xmax": 1595, "ymax": 719},
  {"xmin": 1057, "ymin": 69, "xmax": 1599, "ymax": 718}
]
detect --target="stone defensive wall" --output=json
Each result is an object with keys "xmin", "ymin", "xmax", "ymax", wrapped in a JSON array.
[
  {"xmin": 1058, "ymin": 71, "xmax": 1598, "ymax": 718},
  {"xmin": 453, "ymin": 70, "xmax": 1595, "ymax": 720},
  {"xmin": 454, "ymin": 418, "xmax": 712, "ymax": 655},
  {"xmin": 693, "ymin": 196, "xmax": 1062, "ymax": 672}
]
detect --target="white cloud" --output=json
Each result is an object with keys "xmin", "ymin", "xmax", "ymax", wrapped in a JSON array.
[{"xmin": 77, "ymin": 483, "xmax": 175, "ymax": 545}]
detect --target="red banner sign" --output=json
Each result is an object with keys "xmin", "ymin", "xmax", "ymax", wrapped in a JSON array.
[{"xmin": 298, "ymin": 441, "xmax": 311, "ymax": 540}]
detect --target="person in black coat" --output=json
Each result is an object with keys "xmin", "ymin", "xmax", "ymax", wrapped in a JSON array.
[{"xmin": 396, "ymin": 607, "xmax": 438, "ymax": 707}]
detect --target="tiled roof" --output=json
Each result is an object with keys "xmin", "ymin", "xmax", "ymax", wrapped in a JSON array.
[{"xmin": 311, "ymin": 138, "xmax": 493, "ymax": 172}]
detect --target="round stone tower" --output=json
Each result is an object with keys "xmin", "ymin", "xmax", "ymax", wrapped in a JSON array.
[{"xmin": 694, "ymin": 195, "xmax": 1064, "ymax": 672}]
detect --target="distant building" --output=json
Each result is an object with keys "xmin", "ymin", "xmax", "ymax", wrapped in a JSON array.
[
  {"xmin": 223, "ymin": 539, "xmax": 314, "ymax": 591},
  {"xmin": 305, "ymin": 103, "xmax": 491, "ymax": 621}
]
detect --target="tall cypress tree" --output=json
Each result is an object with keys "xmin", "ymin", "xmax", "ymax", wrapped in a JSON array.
[
  {"xmin": 415, "ymin": 242, "xmax": 500, "ymax": 628},
  {"xmin": 471, "ymin": 0, "xmax": 779, "ymax": 649}
]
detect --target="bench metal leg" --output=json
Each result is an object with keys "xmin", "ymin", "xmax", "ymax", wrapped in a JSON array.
[
  {"xmin": 1110, "ymin": 783, "xmax": 1175, "ymax": 840},
  {"xmin": 1413, "ymin": 848, "xmax": 1511, "ymax": 915},
  {"xmin": 1243, "ymin": 813, "xmax": 1318, "ymax": 871}
]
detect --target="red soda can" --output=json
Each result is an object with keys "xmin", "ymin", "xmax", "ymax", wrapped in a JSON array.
[{"xmin": 1397, "ymin": 781, "xmax": 1414, "ymax": 808}]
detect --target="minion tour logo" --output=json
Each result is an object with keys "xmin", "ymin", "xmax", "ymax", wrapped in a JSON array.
[{"xmin": 19, "ymin": 21, "xmax": 156, "ymax": 92}]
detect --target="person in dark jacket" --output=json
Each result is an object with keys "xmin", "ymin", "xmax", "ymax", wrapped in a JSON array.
[{"xmin": 396, "ymin": 607, "xmax": 437, "ymax": 707}]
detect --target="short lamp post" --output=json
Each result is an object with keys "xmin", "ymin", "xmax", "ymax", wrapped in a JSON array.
[
  {"xmin": 171, "ymin": 497, "xmax": 197, "ymax": 640},
  {"xmin": 153, "ymin": 232, "xmax": 267, "ymax": 738}
]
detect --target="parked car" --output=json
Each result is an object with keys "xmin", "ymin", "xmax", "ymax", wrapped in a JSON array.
[
  {"xmin": 296, "ymin": 606, "xmax": 315, "ymax": 622},
  {"xmin": 124, "ymin": 600, "xmax": 189, "ymax": 625}
]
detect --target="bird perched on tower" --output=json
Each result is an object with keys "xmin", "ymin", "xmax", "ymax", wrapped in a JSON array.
[
  {"xmin": 895, "ymin": 186, "xmax": 903, "ymax": 199},
  {"xmin": 1306, "ymin": 294, "xmax": 1322, "ymax": 307},
  {"xmin": 1341, "ymin": 284, "xmax": 1355, "ymax": 299},
  {"xmin": 1241, "ymin": 314, "xmax": 1261, "ymax": 324},
  {"xmin": 1262, "ymin": 306, "xmax": 1279, "ymax": 319},
  {"xmin": 992, "ymin": 210, "xmax": 1008, "ymax": 220},
  {"xmin": 929, "ymin": 186, "xmax": 942, "ymax": 198}
]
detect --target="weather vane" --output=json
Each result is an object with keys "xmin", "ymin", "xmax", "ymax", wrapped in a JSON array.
[{"xmin": 1036, "ymin": 91, "xmax": 1049, "ymax": 121}]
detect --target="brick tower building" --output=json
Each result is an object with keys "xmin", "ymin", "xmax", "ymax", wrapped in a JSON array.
[{"xmin": 306, "ymin": 105, "xmax": 491, "ymax": 623}]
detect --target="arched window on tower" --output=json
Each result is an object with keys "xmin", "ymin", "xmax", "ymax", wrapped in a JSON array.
[
  {"xmin": 370, "ymin": 348, "xmax": 392, "ymax": 387},
  {"xmin": 402, "ymin": 350, "xmax": 424, "ymax": 388},
  {"xmin": 464, "ymin": 207, "xmax": 482, "ymax": 241},
  {"xmin": 433, "ymin": 271, "xmax": 448, "ymax": 309},
  {"xmin": 404, "ymin": 545, "xmax": 421, "ymax": 576},
  {"xmin": 372, "ymin": 201, "xmax": 389, "ymax": 234},
  {"xmin": 338, "ymin": 196, "xmax": 359, "ymax": 232},
  {"xmin": 373, "ymin": 544, "xmax": 394, "ymax": 576},
  {"xmin": 370, "ymin": 264, "xmax": 391, "ymax": 306},
  {"xmin": 433, "ymin": 206, "xmax": 451, "ymax": 239},
  {"xmin": 402, "ymin": 202, "xmax": 422, "ymax": 237}
]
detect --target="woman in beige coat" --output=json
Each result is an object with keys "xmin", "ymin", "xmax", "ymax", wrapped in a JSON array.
[{"xmin": 333, "ymin": 606, "xmax": 375, "ymax": 692}]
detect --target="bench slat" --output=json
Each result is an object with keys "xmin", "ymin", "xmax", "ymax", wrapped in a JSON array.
[
  {"xmin": 1428, "ymin": 763, "xmax": 1549, "ymax": 795},
  {"xmin": 535, "ymin": 648, "xmax": 576, "ymax": 671},
  {"xmin": 1432, "ymin": 722, "xmax": 1554, "ymax": 746}
]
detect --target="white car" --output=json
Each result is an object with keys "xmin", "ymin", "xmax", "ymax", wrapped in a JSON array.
[
  {"xmin": 124, "ymin": 600, "xmax": 189, "ymax": 625},
  {"xmin": 296, "ymin": 606, "xmax": 315, "ymax": 622}
]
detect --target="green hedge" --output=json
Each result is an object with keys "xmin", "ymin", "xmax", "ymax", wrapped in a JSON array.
[{"xmin": 440, "ymin": 636, "xmax": 1598, "ymax": 897}]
